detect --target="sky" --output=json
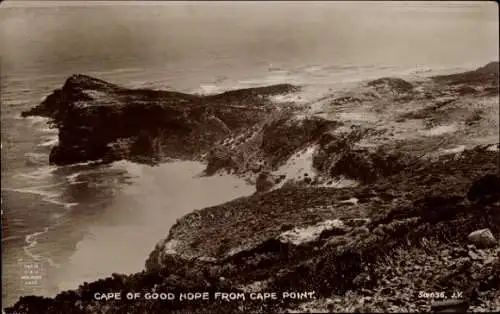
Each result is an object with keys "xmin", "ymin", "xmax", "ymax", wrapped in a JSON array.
[{"xmin": 0, "ymin": 1, "xmax": 497, "ymax": 8}]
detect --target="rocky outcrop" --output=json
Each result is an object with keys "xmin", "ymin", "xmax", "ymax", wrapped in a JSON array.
[
  {"xmin": 432, "ymin": 61, "xmax": 499, "ymax": 91},
  {"xmin": 21, "ymin": 61, "xmax": 499, "ymax": 185},
  {"xmin": 312, "ymin": 129, "xmax": 421, "ymax": 184},
  {"xmin": 467, "ymin": 174, "xmax": 500, "ymax": 204},
  {"xmin": 22, "ymin": 74, "xmax": 299, "ymax": 166},
  {"xmin": 255, "ymin": 171, "xmax": 275, "ymax": 193},
  {"xmin": 366, "ymin": 77, "xmax": 414, "ymax": 95},
  {"xmin": 468, "ymin": 229, "xmax": 497, "ymax": 249}
]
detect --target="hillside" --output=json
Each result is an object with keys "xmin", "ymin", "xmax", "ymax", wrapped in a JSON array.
[{"xmin": 8, "ymin": 62, "xmax": 499, "ymax": 313}]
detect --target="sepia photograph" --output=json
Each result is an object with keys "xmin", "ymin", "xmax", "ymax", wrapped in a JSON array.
[{"xmin": 1, "ymin": 1, "xmax": 499, "ymax": 313}]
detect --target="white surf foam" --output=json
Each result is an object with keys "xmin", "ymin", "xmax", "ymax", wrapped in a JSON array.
[
  {"xmin": 6, "ymin": 185, "xmax": 79, "ymax": 212},
  {"xmin": 35, "ymin": 134, "xmax": 58, "ymax": 150},
  {"xmin": 62, "ymin": 159, "xmax": 104, "ymax": 168},
  {"xmin": 23, "ymin": 115, "xmax": 50, "ymax": 124},
  {"xmin": 3, "ymin": 180, "xmax": 79, "ymax": 212},
  {"xmin": 109, "ymin": 160, "xmax": 145, "ymax": 179},
  {"xmin": 23, "ymin": 226, "xmax": 62, "ymax": 269},
  {"xmin": 65, "ymin": 173, "xmax": 84, "ymax": 185},
  {"xmin": 23, "ymin": 227, "xmax": 49, "ymax": 260},
  {"xmin": 25, "ymin": 152, "xmax": 48, "ymax": 165},
  {"xmin": 3, "ymin": 187, "xmax": 61, "ymax": 199},
  {"xmin": 6, "ymin": 99, "xmax": 31, "ymax": 107},
  {"xmin": 54, "ymin": 161, "xmax": 255, "ymax": 293},
  {"xmin": 2, "ymin": 235, "xmax": 24, "ymax": 242},
  {"xmin": 13, "ymin": 166, "xmax": 57, "ymax": 181},
  {"xmin": 38, "ymin": 136, "xmax": 59, "ymax": 147},
  {"xmin": 43, "ymin": 198, "xmax": 79, "ymax": 209}
]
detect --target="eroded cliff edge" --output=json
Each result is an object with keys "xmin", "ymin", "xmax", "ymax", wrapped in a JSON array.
[
  {"xmin": 9, "ymin": 62, "xmax": 500, "ymax": 313},
  {"xmin": 21, "ymin": 74, "xmax": 299, "ymax": 166}
]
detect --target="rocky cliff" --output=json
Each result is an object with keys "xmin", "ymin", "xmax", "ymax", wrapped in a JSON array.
[
  {"xmin": 21, "ymin": 74, "xmax": 298, "ymax": 166},
  {"xmin": 8, "ymin": 62, "xmax": 499, "ymax": 313}
]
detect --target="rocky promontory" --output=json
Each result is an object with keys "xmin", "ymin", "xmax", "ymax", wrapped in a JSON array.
[
  {"xmin": 9, "ymin": 62, "xmax": 499, "ymax": 313},
  {"xmin": 22, "ymin": 74, "xmax": 298, "ymax": 166}
]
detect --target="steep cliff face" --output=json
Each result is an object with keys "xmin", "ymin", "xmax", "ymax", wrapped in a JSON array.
[{"xmin": 21, "ymin": 74, "xmax": 298, "ymax": 166}]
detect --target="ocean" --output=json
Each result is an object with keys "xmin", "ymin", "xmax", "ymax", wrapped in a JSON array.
[{"xmin": 1, "ymin": 1, "xmax": 497, "ymax": 308}]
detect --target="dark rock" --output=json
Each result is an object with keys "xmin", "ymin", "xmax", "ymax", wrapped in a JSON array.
[
  {"xmin": 21, "ymin": 74, "xmax": 300, "ymax": 166},
  {"xmin": 456, "ymin": 85, "xmax": 477, "ymax": 95},
  {"xmin": 260, "ymin": 115, "xmax": 338, "ymax": 168},
  {"xmin": 413, "ymin": 195, "xmax": 464, "ymax": 222},
  {"xmin": 467, "ymin": 229, "xmax": 497, "ymax": 249},
  {"xmin": 367, "ymin": 77, "xmax": 414, "ymax": 94},
  {"xmin": 256, "ymin": 172, "xmax": 275, "ymax": 193},
  {"xmin": 467, "ymin": 174, "xmax": 500, "ymax": 204},
  {"xmin": 432, "ymin": 62, "xmax": 499, "ymax": 88},
  {"xmin": 475, "ymin": 61, "xmax": 499, "ymax": 75},
  {"xmin": 451, "ymin": 247, "xmax": 468, "ymax": 258},
  {"xmin": 352, "ymin": 272, "xmax": 372, "ymax": 287},
  {"xmin": 205, "ymin": 149, "xmax": 238, "ymax": 176}
]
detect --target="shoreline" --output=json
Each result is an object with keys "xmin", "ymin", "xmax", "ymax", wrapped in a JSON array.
[
  {"xmin": 2, "ymin": 159, "xmax": 255, "ymax": 309},
  {"xmin": 5, "ymin": 62, "xmax": 499, "ymax": 313},
  {"xmin": 47, "ymin": 161, "xmax": 255, "ymax": 299}
]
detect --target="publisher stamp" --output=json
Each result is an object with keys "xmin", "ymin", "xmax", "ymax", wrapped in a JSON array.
[
  {"xmin": 417, "ymin": 290, "xmax": 464, "ymax": 300},
  {"xmin": 418, "ymin": 291, "xmax": 447, "ymax": 299},
  {"xmin": 19, "ymin": 260, "xmax": 44, "ymax": 287}
]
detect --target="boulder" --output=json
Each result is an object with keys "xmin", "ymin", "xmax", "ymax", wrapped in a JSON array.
[
  {"xmin": 256, "ymin": 171, "xmax": 275, "ymax": 193},
  {"xmin": 204, "ymin": 149, "xmax": 238, "ymax": 175},
  {"xmin": 467, "ymin": 229, "xmax": 497, "ymax": 249}
]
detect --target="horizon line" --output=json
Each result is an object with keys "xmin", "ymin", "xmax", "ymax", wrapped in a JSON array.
[{"xmin": 1, "ymin": 1, "xmax": 495, "ymax": 9}]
